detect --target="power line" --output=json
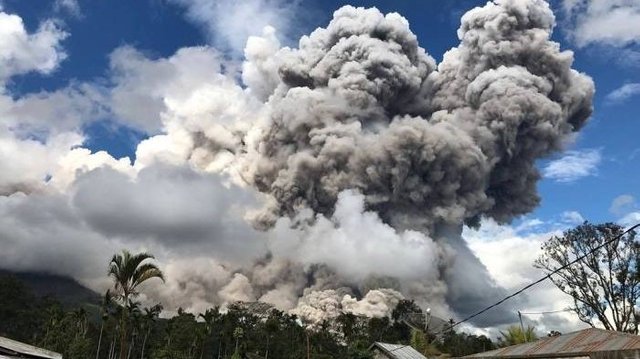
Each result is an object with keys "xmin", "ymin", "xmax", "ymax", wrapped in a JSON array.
[
  {"xmin": 519, "ymin": 308, "xmax": 573, "ymax": 315},
  {"xmin": 436, "ymin": 223, "xmax": 640, "ymax": 334}
]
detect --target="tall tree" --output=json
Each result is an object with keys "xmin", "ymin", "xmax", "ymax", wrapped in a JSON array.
[
  {"xmin": 126, "ymin": 301, "xmax": 142, "ymax": 359},
  {"xmin": 198, "ymin": 307, "xmax": 219, "ymax": 359},
  {"xmin": 140, "ymin": 304, "xmax": 162, "ymax": 359},
  {"xmin": 535, "ymin": 222, "xmax": 640, "ymax": 333},
  {"xmin": 96, "ymin": 291, "xmax": 114, "ymax": 359},
  {"xmin": 108, "ymin": 250, "xmax": 164, "ymax": 359},
  {"xmin": 232, "ymin": 326, "xmax": 244, "ymax": 358}
]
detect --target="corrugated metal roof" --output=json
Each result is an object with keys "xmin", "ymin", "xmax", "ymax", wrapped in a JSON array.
[
  {"xmin": 462, "ymin": 328, "xmax": 640, "ymax": 358},
  {"xmin": 0, "ymin": 336, "xmax": 62, "ymax": 359},
  {"xmin": 372, "ymin": 342, "xmax": 427, "ymax": 359}
]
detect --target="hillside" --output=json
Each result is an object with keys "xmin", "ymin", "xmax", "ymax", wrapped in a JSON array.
[{"xmin": 0, "ymin": 269, "xmax": 99, "ymax": 307}]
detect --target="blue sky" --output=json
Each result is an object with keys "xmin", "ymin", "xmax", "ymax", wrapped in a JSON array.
[{"xmin": 0, "ymin": 0, "xmax": 639, "ymax": 333}]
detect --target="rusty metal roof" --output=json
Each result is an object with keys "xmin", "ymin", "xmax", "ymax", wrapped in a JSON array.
[
  {"xmin": 461, "ymin": 328, "xmax": 640, "ymax": 359},
  {"xmin": 0, "ymin": 336, "xmax": 62, "ymax": 359},
  {"xmin": 370, "ymin": 342, "xmax": 427, "ymax": 359}
]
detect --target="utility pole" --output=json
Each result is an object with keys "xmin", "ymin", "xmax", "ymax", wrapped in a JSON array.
[
  {"xmin": 425, "ymin": 308, "xmax": 432, "ymax": 334},
  {"xmin": 518, "ymin": 311, "xmax": 524, "ymax": 333},
  {"xmin": 518, "ymin": 310, "xmax": 531, "ymax": 342}
]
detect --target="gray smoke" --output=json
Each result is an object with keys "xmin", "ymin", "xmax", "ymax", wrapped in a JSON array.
[
  {"xmin": 248, "ymin": 0, "xmax": 593, "ymax": 230},
  {"xmin": 230, "ymin": 0, "xmax": 592, "ymax": 326}
]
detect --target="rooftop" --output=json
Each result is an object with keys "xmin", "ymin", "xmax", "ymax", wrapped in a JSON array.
[
  {"xmin": 0, "ymin": 336, "xmax": 62, "ymax": 359},
  {"xmin": 371, "ymin": 342, "xmax": 427, "ymax": 359},
  {"xmin": 461, "ymin": 328, "xmax": 640, "ymax": 359}
]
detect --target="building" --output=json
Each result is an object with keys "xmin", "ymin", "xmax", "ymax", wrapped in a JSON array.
[
  {"xmin": 460, "ymin": 328, "xmax": 640, "ymax": 359},
  {"xmin": 370, "ymin": 342, "xmax": 428, "ymax": 359},
  {"xmin": 0, "ymin": 336, "xmax": 62, "ymax": 359}
]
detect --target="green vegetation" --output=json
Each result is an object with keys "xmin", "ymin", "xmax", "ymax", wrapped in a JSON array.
[
  {"xmin": 536, "ymin": 222, "xmax": 640, "ymax": 333},
  {"xmin": 498, "ymin": 326, "xmax": 538, "ymax": 347},
  {"xmin": 108, "ymin": 250, "xmax": 165, "ymax": 359},
  {"xmin": 0, "ymin": 250, "xmax": 497, "ymax": 358}
]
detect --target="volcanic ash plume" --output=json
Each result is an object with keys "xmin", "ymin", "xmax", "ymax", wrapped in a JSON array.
[
  {"xmin": 291, "ymin": 288, "xmax": 404, "ymax": 329},
  {"xmin": 192, "ymin": 0, "xmax": 593, "ymax": 325},
  {"xmin": 246, "ymin": 0, "xmax": 593, "ymax": 230},
  {"xmin": 122, "ymin": 0, "xmax": 595, "ymax": 326}
]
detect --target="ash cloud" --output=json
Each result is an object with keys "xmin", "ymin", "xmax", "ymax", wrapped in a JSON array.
[
  {"xmin": 247, "ymin": 0, "xmax": 593, "ymax": 230},
  {"xmin": 227, "ymin": 0, "xmax": 592, "ymax": 326},
  {"xmin": 0, "ymin": 0, "xmax": 594, "ymax": 330}
]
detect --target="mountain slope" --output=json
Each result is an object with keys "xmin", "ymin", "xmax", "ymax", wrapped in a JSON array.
[{"xmin": 0, "ymin": 269, "xmax": 99, "ymax": 306}]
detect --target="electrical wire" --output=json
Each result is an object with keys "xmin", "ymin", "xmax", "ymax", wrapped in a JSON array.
[
  {"xmin": 435, "ymin": 223, "xmax": 640, "ymax": 334},
  {"xmin": 518, "ymin": 308, "xmax": 573, "ymax": 315}
]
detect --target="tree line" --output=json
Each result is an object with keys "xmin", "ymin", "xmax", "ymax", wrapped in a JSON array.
[{"xmin": 0, "ymin": 250, "xmax": 495, "ymax": 358}]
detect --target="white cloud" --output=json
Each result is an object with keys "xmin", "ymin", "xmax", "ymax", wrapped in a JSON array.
[
  {"xmin": 71, "ymin": 164, "xmax": 265, "ymax": 260},
  {"xmin": 610, "ymin": 194, "xmax": 636, "ymax": 216},
  {"xmin": 605, "ymin": 83, "xmax": 640, "ymax": 104},
  {"xmin": 619, "ymin": 211, "xmax": 640, "ymax": 227},
  {"xmin": 610, "ymin": 194, "xmax": 640, "ymax": 227},
  {"xmin": 464, "ymin": 219, "xmax": 588, "ymax": 335},
  {"xmin": 169, "ymin": 0, "xmax": 305, "ymax": 54},
  {"xmin": 108, "ymin": 45, "xmax": 261, "ymax": 144},
  {"xmin": 0, "ymin": 12, "xmax": 67, "ymax": 84},
  {"xmin": 0, "ymin": 164, "xmax": 273, "ymax": 313},
  {"xmin": 560, "ymin": 210, "xmax": 584, "ymax": 225},
  {"xmin": 1, "ymin": 83, "xmax": 107, "ymax": 134},
  {"xmin": 542, "ymin": 149, "xmax": 601, "ymax": 182},
  {"xmin": 270, "ymin": 190, "xmax": 443, "ymax": 283},
  {"xmin": 54, "ymin": 0, "xmax": 81, "ymax": 17},
  {"xmin": 563, "ymin": 0, "xmax": 640, "ymax": 47},
  {"xmin": 0, "ymin": 130, "xmax": 83, "ymax": 195},
  {"xmin": 0, "ymin": 83, "xmax": 107, "ymax": 194}
]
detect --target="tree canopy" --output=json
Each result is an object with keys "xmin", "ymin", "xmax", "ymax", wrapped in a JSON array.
[
  {"xmin": 0, "ymin": 251, "xmax": 501, "ymax": 358},
  {"xmin": 535, "ymin": 222, "xmax": 640, "ymax": 333}
]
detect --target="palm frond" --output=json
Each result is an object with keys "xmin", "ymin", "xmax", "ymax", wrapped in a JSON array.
[
  {"xmin": 125, "ymin": 252, "xmax": 155, "ymax": 280},
  {"xmin": 132, "ymin": 265, "xmax": 164, "ymax": 290}
]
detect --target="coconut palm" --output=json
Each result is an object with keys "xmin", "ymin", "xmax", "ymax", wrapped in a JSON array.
[{"xmin": 108, "ymin": 250, "xmax": 164, "ymax": 359}]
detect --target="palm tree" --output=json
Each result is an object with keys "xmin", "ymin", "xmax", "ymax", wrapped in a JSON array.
[
  {"xmin": 97, "ymin": 290, "xmax": 116, "ymax": 359},
  {"xmin": 232, "ymin": 327, "xmax": 244, "ymax": 358},
  {"xmin": 108, "ymin": 250, "xmax": 164, "ymax": 359},
  {"xmin": 140, "ymin": 304, "xmax": 162, "ymax": 359},
  {"xmin": 198, "ymin": 308, "xmax": 219, "ymax": 359},
  {"xmin": 264, "ymin": 316, "xmax": 279, "ymax": 359},
  {"xmin": 70, "ymin": 307, "xmax": 89, "ymax": 339},
  {"xmin": 108, "ymin": 304, "xmax": 124, "ymax": 359},
  {"xmin": 126, "ymin": 301, "xmax": 142, "ymax": 359}
]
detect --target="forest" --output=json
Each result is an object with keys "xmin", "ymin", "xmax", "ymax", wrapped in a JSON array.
[{"xmin": 0, "ymin": 271, "xmax": 495, "ymax": 359}]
